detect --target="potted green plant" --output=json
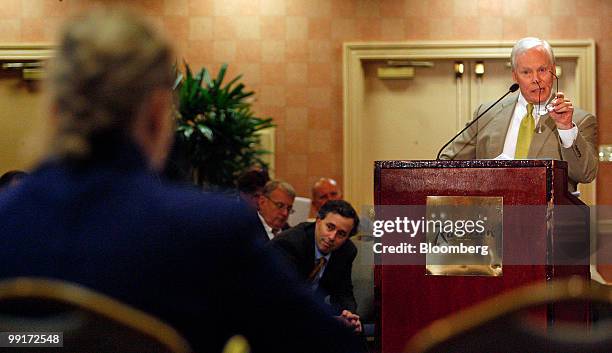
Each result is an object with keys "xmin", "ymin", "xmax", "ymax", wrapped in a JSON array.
[{"xmin": 169, "ymin": 63, "xmax": 274, "ymax": 190}]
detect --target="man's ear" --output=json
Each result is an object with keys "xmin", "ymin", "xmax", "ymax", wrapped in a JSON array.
[
  {"xmin": 146, "ymin": 89, "xmax": 172, "ymax": 138},
  {"xmin": 132, "ymin": 89, "xmax": 173, "ymax": 170}
]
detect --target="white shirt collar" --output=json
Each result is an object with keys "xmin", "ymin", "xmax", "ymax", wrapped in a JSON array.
[
  {"xmin": 517, "ymin": 91, "xmax": 552, "ymax": 118},
  {"xmin": 257, "ymin": 212, "xmax": 275, "ymax": 240}
]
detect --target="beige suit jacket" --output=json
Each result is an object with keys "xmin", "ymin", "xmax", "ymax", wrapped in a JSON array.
[{"xmin": 439, "ymin": 95, "xmax": 598, "ymax": 192}]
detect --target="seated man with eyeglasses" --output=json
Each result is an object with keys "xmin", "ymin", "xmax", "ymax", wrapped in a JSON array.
[
  {"xmin": 257, "ymin": 180, "xmax": 296, "ymax": 241},
  {"xmin": 272, "ymin": 200, "xmax": 362, "ymax": 334}
]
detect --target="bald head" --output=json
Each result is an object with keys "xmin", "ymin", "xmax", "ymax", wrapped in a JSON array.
[{"xmin": 311, "ymin": 177, "xmax": 342, "ymax": 213}]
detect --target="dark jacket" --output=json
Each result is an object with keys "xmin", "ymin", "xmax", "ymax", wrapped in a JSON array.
[
  {"xmin": 0, "ymin": 142, "xmax": 362, "ymax": 353},
  {"xmin": 272, "ymin": 222, "xmax": 358, "ymax": 314}
]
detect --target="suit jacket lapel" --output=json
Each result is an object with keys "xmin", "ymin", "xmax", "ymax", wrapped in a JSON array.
[
  {"xmin": 528, "ymin": 114, "xmax": 556, "ymax": 157},
  {"xmin": 305, "ymin": 225, "xmax": 316, "ymax": 273},
  {"xmin": 480, "ymin": 96, "xmax": 517, "ymax": 157}
]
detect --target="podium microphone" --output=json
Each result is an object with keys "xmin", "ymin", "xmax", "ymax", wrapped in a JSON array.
[{"xmin": 435, "ymin": 83, "xmax": 520, "ymax": 160}]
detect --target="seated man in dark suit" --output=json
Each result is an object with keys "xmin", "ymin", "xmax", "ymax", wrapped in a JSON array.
[
  {"xmin": 0, "ymin": 8, "xmax": 362, "ymax": 353},
  {"xmin": 273, "ymin": 200, "xmax": 362, "ymax": 333}
]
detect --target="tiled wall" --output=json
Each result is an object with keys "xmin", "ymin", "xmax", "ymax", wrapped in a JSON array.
[{"xmin": 2, "ymin": 0, "xmax": 611, "ymax": 200}]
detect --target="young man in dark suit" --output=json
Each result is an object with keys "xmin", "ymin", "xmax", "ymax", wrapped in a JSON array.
[{"xmin": 273, "ymin": 200, "xmax": 362, "ymax": 333}]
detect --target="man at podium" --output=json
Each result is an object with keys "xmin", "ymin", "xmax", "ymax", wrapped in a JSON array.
[{"xmin": 439, "ymin": 37, "xmax": 597, "ymax": 192}]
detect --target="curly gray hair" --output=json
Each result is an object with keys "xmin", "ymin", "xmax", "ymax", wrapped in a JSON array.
[{"xmin": 49, "ymin": 8, "xmax": 174, "ymax": 160}]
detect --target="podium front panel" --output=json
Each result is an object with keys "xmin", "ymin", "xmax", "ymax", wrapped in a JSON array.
[{"xmin": 373, "ymin": 160, "xmax": 589, "ymax": 353}]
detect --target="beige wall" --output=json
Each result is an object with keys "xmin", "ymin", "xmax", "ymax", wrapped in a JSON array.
[{"xmin": 2, "ymin": 0, "xmax": 611, "ymax": 200}]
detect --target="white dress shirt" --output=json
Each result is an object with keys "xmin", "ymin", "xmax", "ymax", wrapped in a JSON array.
[
  {"xmin": 502, "ymin": 93, "xmax": 578, "ymax": 159},
  {"xmin": 258, "ymin": 212, "xmax": 275, "ymax": 240}
]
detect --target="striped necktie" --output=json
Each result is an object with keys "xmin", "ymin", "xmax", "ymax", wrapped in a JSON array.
[
  {"xmin": 515, "ymin": 103, "xmax": 534, "ymax": 159},
  {"xmin": 308, "ymin": 257, "xmax": 327, "ymax": 283}
]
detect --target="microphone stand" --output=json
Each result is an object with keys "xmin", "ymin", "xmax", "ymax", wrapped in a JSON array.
[{"xmin": 436, "ymin": 83, "xmax": 519, "ymax": 160}]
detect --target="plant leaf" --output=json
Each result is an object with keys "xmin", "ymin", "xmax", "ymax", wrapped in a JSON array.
[
  {"xmin": 171, "ymin": 62, "xmax": 275, "ymax": 189},
  {"xmin": 196, "ymin": 124, "xmax": 213, "ymax": 141}
]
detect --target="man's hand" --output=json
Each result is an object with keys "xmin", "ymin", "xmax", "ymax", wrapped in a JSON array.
[
  {"xmin": 336, "ymin": 310, "xmax": 362, "ymax": 334},
  {"xmin": 548, "ymin": 91, "xmax": 574, "ymax": 130}
]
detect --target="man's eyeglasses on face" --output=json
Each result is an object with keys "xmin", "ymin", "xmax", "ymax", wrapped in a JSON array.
[{"xmin": 265, "ymin": 195, "xmax": 295, "ymax": 214}]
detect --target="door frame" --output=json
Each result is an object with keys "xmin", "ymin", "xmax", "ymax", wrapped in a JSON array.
[
  {"xmin": 0, "ymin": 43, "xmax": 54, "ymax": 60},
  {"xmin": 0, "ymin": 43, "xmax": 277, "ymax": 176},
  {"xmin": 343, "ymin": 40, "xmax": 597, "ymax": 208}
]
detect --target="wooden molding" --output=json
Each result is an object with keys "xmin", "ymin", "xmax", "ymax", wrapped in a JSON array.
[{"xmin": 0, "ymin": 43, "xmax": 55, "ymax": 60}]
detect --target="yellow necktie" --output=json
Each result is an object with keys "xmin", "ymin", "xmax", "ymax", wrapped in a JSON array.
[{"xmin": 515, "ymin": 103, "xmax": 534, "ymax": 159}]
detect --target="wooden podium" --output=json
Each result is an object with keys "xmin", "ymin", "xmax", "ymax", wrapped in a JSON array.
[{"xmin": 373, "ymin": 160, "xmax": 590, "ymax": 353}]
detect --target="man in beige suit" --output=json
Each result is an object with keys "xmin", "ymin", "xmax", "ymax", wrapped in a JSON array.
[{"xmin": 440, "ymin": 37, "xmax": 597, "ymax": 192}]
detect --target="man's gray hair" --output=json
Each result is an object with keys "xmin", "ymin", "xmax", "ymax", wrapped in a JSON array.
[
  {"xmin": 49, "ymin": 8, "xmax": 174, "ymax": 160},
  {"xmin": 263, "ymin": 180, "xmax": 296, "ymax": 199},
  {"xmin": 511, "ymin": 37, "xmax": 555, "ymax": 69}
]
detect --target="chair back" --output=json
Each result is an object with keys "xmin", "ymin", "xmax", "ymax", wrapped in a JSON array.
[
  {"xmin": 222, "ymin": 335, "xmax": 250, "ymax": 353},
  {"xmin": 406, "ymin": 277, "xmax": 612, "ymax": 353},
  {"xmin": 288, "ymin": 196, "xmax": 312, "ymax": 226},
  {"xmin": 0, "ymin": 277, "xmax": 192, "ymax": 353}
]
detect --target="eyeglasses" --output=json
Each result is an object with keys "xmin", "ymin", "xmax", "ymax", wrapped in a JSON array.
[
  {"xmin": 534, "ymin": 68, "xmax": 560, "ymax": 116},
  {"xmin": 550, "ymin": 69, "xmax": 559, "ymax": 94},
  {"xmin": 545, "ymin": 69, "xmax": 560, "ymax": 113},
  {"xmin": 264, "ymin": 195, "xmax": 295, "ymax": 214}
]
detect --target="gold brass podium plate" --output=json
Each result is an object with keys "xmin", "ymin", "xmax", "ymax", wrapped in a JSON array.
[{"xmin": 425, "ymin": 196, "xmax": 503, "ymax": 276}]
